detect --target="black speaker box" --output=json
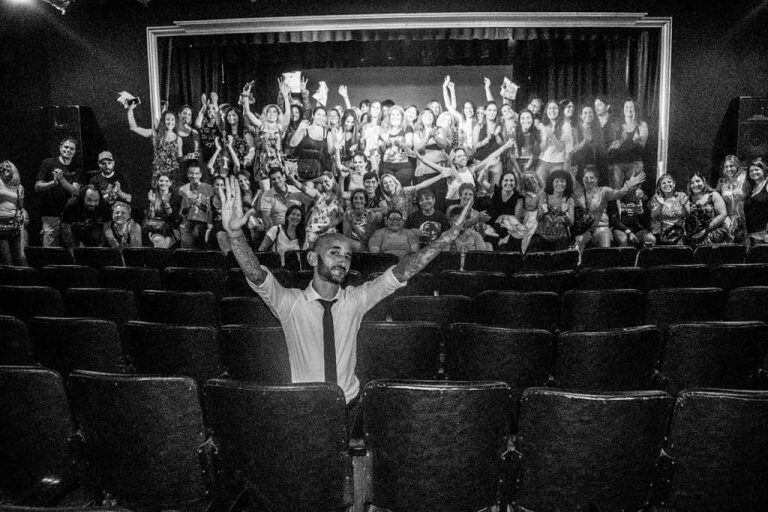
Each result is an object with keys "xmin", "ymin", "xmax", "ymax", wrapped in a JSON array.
[{"xmin": 737, "ymin": 97, "xmax": 768, "ymax": 162}]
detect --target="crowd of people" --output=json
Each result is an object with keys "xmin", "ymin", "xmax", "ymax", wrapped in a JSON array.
[{"xmin": 1, "ymin": 75, "xmax": 767, "ymax": 266}]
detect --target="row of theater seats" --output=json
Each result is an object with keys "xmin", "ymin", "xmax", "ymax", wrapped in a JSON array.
[
  {"xmin": 1, "ymin": 366, "xmax": 767, "ymax": 511},
  {"xmin": 19, "ymin": 243, "xmax": 768, "ymax": 274},
  {"xmin": 5, "ymin": 261, "xmax": 768, "ymax": 297},
  {"xmin": 2, "ymin": 317, "xmax": 767, "ymax": 396},
  {"xmin": 2, "ymin": 283, "xmax": 768, "ymax": 331}
]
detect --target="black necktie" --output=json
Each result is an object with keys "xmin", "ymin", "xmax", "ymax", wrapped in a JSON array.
[{"xmin": 318, "ymin": 299, "xmax": 337, "ymax": 384}]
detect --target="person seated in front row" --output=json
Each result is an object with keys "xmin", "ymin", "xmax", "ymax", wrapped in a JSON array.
[
  {"xmin": 446, "ymin": 204, "xmax": 492, "ymax": 252},
  {"xmin": 405, "ymin": 188, "xmax": 451, "ymax": 248},
  {"xmin": 60, "ymin": 185, "xmax": 111, "ymax": 254},
  {"xmin": 368, "ymin": 209, "xmax": 421, "ymax": 259},
  {"xmin": 178, "ymin": 163, "xmax": 214, "ymax": 249},
  {"xmin": 103, "ymin": 201, "xmax": 142, "ymax": 249}
]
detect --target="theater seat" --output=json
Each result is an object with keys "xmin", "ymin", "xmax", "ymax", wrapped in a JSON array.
[
  {"xmin": 474, "ymin": 290, "xmax": 560, "ymax": 331},
  {"xmin": 692, "ymin": 243, "xmax": 746, "ymax": 265},
  {"xmin": 122, "ymin": 246, "xmax": 173, "ymax": 269},
  {"xmin": 100, "ymin": 266, "xmax": 163, "ymax": 293},
  {"xmin": 282, "ymin": 249, "xmax": 310, "ymax": 272},
  {"xmin": 659, "ymin": 321, "xmax": 768, "ymax": 395},
  {"xmin": 73, "ymin": 247, "xmax": 123, "ymax": 268},
  {"xmin": 515, "ymin": 388, "xmax": 672, "ymax": 512},
  {"xmin": 172, "ymin": 248, "xmax": 227, "ymax": 269},
  {"xmin": 463, "ymin": 250, "xmax": 522, "ymax": 275},
  {"xmin": 509, "ymin": 270, "xmax": 577, "ymax": 294},
  {"xmin": 422, "ymin": 250, "xmax": 462, "ymax": 273},
  {"xmin": 351, "ymin": 252, "xmax": 399, "ymax": 276},
  {"xmin": 0, "ymin": 367, "xmax": 78, "ymax": 505},
  {"xmin": 580, "ymin": 246, "xmax": 638, "ymax": 268},
  {"xmin": 437, "ymin": 270, "xmax": 510, "ymax": 298},
  {"xmin": 203, "ymin": 380, "xmax": 349, "ymax": 512},
  {"xmin": 636, "ymin": 245, "xmax": 693, "ymax": 267},
  {"xmin": 362, "ymin": 380, "xmax": 511, "ymax": 512},
  {"xmin": 521, "ymin": 249, "xmax": 579, "ymax": 272},
  {"xmin": 726, "ymin": 286, "xmax": 768, "ymax": 322},
  {"xmin": 29, "ymin": 317, "xmax": 127, "ymax": 377},
  {"xmin": 139, "ymin": 290, "xmax": 218, "ymax": 326},
  {"xmin": 356, "ymin": 322, "xmax": 442, "ymax": 386},
  {"xmin": 64, "ymin": 288, "xmax": 138, "ymax": 329},
  {"xmin": 220, "ymin": 296, "xmax": 279, "ymax": 327},
  {"xmin": 659, "ymin": 389, "xmax": 768, "ymax": 511},
  {"xmin": 389, "ymin": 295, "xmax": 474, "ymax": 328},
  {"xmin": 745, "ymin": 244, "xmax": 768, "ymax": 264},
  {"xmin": 576, "ymin": 266, "xmax": 646, "ymax": 290},
  {"xmin": 0, "ymin": 315, "xmax": 34, "ymax": 365},
  {"xmin": 0, "ymin": 265, "xmax": 41, "ymax": 286},
  {"xmin": 644, "ymin": 287, "xmax": 725, "ymax": 331},
  {"xmin": 561, "ymin": 289, "xmax": 644, "ymax": 331},
  {"xmin": 218, "ymin": 325, "xmax": 290, "ymax": 383},
  {"xmin": 24, "ymin": 247, "xmax": 73, "ymax": 269},
  {"xmin": 40, "ymin": 265, "xmax": 100, "ymax": 292},
  {"xmin": 162, "ymin": 266, "xmax": 229, "ymax": 298},
  {"xmin": 124, "ymin": 321, "xmax": 223, "ymax": 383},
  {"xmin": 643, "ymin": 264, "xmax": 710, "ymax": 290},
  {"xmin": 709, "ymin": 263, "xmax": 768, "ymax": 289},
  {"xmin": 553, "ymin": 326, "xmax": 661, "ymax": 391},
  {"xmin": 69, "ymin": 371, "xmax": 213, "ymax": 511},
  {"xmin": 0, "ymin": 286, "xmax": 64, "ymax": 322}
]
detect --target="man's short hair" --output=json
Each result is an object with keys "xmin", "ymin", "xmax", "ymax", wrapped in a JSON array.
[
  {"xmin": 458, "ymin": 183, "xmax": 476, "ymax": 196},
  {"xmin": 311, "ymin": 232, "xmax": 350, "ymax": 252},
  {"xmin": 363, "ymin": 171, "xmax": 378, "ymax": 183},
  {"xmin": 112, "ymin": 201, "xmax": 131, "ymax": 215},
  {"xmin": 417, "ymin": 188, "xmax": 435, "ymax": 201},
  {"xmin": 268, "ymin": 166, "xmax": 285, "ymax": 177},
  {"xmin": 60, "ymin": 136, "xmax": 78, "ymax": 148}
]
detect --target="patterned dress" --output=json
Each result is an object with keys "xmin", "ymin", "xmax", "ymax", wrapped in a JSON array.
[
  {"xmin": 256, "ymin": 127, "xmax": 284, "ymax": 181},
  {"xmin": 152, "ymin": 137, "xmax": 180, "ymax": 185}
]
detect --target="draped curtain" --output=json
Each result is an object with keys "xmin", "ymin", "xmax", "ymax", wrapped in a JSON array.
[{"xmin": 160, "ymin": 26, "xmax": 659, "ymax": 123}]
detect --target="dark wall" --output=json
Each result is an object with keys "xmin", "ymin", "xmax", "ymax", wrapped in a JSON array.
[{"xmin": 1, "ymin": 0, "xmax": 767, "ymax": 195}]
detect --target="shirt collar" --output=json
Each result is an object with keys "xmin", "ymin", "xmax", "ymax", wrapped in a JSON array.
[{"xmin": 302, "ymin": 277, "xmax": 342, "ymax": 303}]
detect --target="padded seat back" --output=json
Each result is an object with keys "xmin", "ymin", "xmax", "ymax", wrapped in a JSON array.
[
  {"xmin": 636, "ymin": 245, "xmax": 693, "ymax": 267},
  {"xmin": 474, "ymin": 291, "xmax": 560, "ymax": 330},
  {"xmin": 219, "ymin": 326, "xmax": 290, "ymax": 383},
  {"xmin": 576, "ymin": 266, "xmax": 646, "ymax": 290},
  {"xmin": 363, "ymin": 380, "xmax": 512, "ymax": 512},
  {"xmin": 24, "ymin": 247, "xmax": 73, "ymax": 269},
  {"xmin": 580, "ymin": 246, "xmax": 638, "ymax": 268},
  {"xmin": 64, "ymin": 288, "xmax": 138, "ymax": 329},
  {"xmin": 0, "ymin": 315, "xmax": 33, "ymax": 364},
  {"xmin": 40, "ymin": 264, "xmax": 99, "ymax": 292},
  {"xmin": 203, "ymin": 380, "xmax": 348, "ymax": 512},
  {"xmin": 389, "ymin": 295, "xmax": 474, "ymax": 328},
  {"xmin": 139, "ymin": 290, "xmax": 218, "ymax": 326},
  {"xmin": 516, "ymin": 388, "xmax": 672, "ymax": 512},
  {"xmin": 0, "ymin": 285, "xmax": 64, "ymax": 321},
  {"xmin": 100, "ymin": 266, "xmax": 163, "ymax": 293},
  {"xmin": 73, "ymin": 247, "xmax": 123, "ymax": 268},
  {"xmin": 644, "ymin": 287, "xmax": 725, "ymax": 330},
  {"xmin": 122, "ymin": 247, "xmax": 173, "ymax": 269},
  {"xmin": 562, "ymin": 289, "xmax": 644, "ymax": 331}
]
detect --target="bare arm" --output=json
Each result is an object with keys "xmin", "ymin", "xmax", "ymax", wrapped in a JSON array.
[
  {"xmin": 194, "ymin": 94, "xmax": 207, "ymax": 130},
  {"xmin": 483, "ymin": 77, "xmax": 494, "ymax": 102},
  {"xmin": 392, "ymin": 200, "xmax": 473, "ymax": 282},
  {"xmin": 220, "ymin": 176, "xmax": 267, "ymax": 285},
  {"xmin": 339, "ymin": 85, "xmax": 352, "ymax": 111},
  {"xmin": 127, "ymin": 104, "xmax": 155, "ymax": 138}
]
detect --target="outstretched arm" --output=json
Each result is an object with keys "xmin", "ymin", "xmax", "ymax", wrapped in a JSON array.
[
  {"xmin": 392, "ymin": 200, "xmax": 472, "ymax": 282},
  {"xmin": 220, "ymin": 175, "xmax": 266, "ymax": 285}
]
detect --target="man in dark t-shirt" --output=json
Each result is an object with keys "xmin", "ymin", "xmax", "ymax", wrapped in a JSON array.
[
  {"xmin": 60, "ymin": 185, "xmax": 111, "ymax": 252},
  {"xmin": 35, "ymin": 137, "xmax": 82, "ymax": 247},
  {"xmin": 89, "ymin": 151, "xmax": 132, "ymax": 207},
  {"xmin": 405, "ymin": 188, "xmax": 451, "ymax": 248}
]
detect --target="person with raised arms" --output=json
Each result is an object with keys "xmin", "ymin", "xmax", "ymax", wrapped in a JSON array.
[{"xmin": 219, "ymin": 174, "xmax": 473, "ymax": 429}]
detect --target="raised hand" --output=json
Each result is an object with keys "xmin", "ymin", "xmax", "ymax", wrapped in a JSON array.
[
  {"xmin": 447, "ymin": 81, "xmax": 455, "ymax": 92},
  {"xmin": 279, "ymin": 78, "xmax": 291, "ymax": 97},
  {"xmin": 453, "ymin": 200, "xmax": 474, "ymax": 230},
  {"xmin": 338, "ymin": 85, "xmax": 348, "ymax": 97},
  {"xmin": 298, "ymin": 119, "xmax": 311, "ymax": 131},
  {"xmin": 147, "ymin": 190, "xmax": 156, "ymax": 203},
  {"xmin": 220, "ymin": 175, "xmax": 254, "ymax": 235},
  {"xmin": 626, "ymin": 171, "xmax": 647, "ymax": 189},
  {"xmin": 201, "ymin": 93, "xmax": 208, "ymax": 107},
  {"xmin": 443, "ymin": 75, "xmax": 451, "ymax": 88},
  {"xmin": 483, "ymin": 77, "xmax": 491, "ymax": 88},
  {"xmin": 300, "ymin": 77, "xmax": 309, "ymax": 93},
  {"xmin": 226, "ymin": 135, "xmax": 234, "ymax": 147},
  {"xmin": 210, "ymin": 92, "xmax": 219, "ymax": 106},
  {"xmin": 214, "ymin": 136, "xmax": 222, "ymax": 151},
  {"xmin": 243, "ymin": 82, "xmax": 252, "ymax": 95}
]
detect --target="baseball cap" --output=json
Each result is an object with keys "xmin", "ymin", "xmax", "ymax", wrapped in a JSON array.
[{"xmin": 98, "ymin": 151, "xmax": 114, "ymax": 162}]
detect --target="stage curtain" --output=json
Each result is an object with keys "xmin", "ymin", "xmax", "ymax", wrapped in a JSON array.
[{"xmin": 159, "ymin": 27, "xmax": 659, "ymax": 122}]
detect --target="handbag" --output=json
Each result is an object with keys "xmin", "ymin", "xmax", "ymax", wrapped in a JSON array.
[
  {"xmin": 0, "ymin": 216, "xmax": 19, "ymax": 233},
  {"xmin": 143, "ymin": 217, "xmax": 167, "ymax": 233}
]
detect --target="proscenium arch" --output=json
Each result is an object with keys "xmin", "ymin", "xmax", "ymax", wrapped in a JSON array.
[{"xmin": 146, "ymin": 12, "xmax": 672, "ymax": 178}]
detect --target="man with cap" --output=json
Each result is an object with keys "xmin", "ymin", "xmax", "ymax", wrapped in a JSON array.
[{"xmin": 90, "ymin": 151, "xmax": 132, "ymax": 207}]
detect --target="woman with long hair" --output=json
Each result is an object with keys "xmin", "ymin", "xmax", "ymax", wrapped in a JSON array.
[
  {"xmin": 717, "ymin": 154, "xmax": 748, "ymax": 243},
  {"xmin": 413, "ymin": 108, "xmax": 449, "ymax": 185},
  {"xmin": 743, "ymin": 157, "xmax": 768, "ymax": 246},
  {"xmin": 442, "ymin": 76, "xmax": 477, "ymax": 150},
  {"xmin": 360, "ymin": 99, "xmax": 383, "ymax": 159},
  {"xmin": 194, "ymin": 92, "xmax": 223, "ymax": 167},
  {"xmin": 686, "ymin": 172, "xmax": 728, "ymax": 247},
  {"xmin": 473, "ymin": 101, "xmax": 504, "ymax": 187},
  {"xmin": 290, "ymin": 106, "xmax": 333, "ymax": 182},
  {"xmin": 514, "ymin": 110, "xmax": 541, "ymax": 176},
  {"xmin": 535, "ymin": 100, "xmax": 571, "ymax": 187},
  {"xmin": 607, "ymin": 98, "xmax": 649, "ymax": 189},
  {"xmin": 574, "ymin": 165, "xmax": 646, "ymax": 251},
  {"xmin": 528, "ymin": 169, "xmax": 575, "ymax": 253},
  {"xmin": 334, "ymin": 109, "xmax": 360, "ymax": 174},
  {"xmin": 177, "ymin": 105, "xmax": 201, "ymax": 166},
  {"xmin": 283, "ymin": 103, "xmax": 306, "ymax": 159},
  {"xmin": 570, "ymin": 104, "xmax": 604, "ymax": 183},
  {"xmin": 259, "ymin": 203, "xmax": 306, "ymax": 264},
  {"xmin": 378, "ymin": 105, "xmax": 415, "ymax": 186},
  {"xmin": 143, "ymin": 172, "xmax": 182, "ymax": 249},
  {"xmin": 487, "ymin": 170, "xmax": 525, "ymax": 252},
  {"xmin": 222, "ymin": 106, "xmax": 256, "ymax": 173},
  {"xmin": 649, "ymin": 173, "xmax": 689, "ymax": 245},
  {"xmin": 0, "ymin": 160, "xmax": 27, "ymax": 265},
  {"xmin": 287, "ymin": 171, "xmax": 342, "ymax": 248},
  {"xmin": 342, "ymin": 189, "xmax": 378, "ymax": 252},
  {"xmin": 377, "ymin": 165, "xmax": 450, "ymax": 221},
  {"xmin": 128, "ymin": 102, "xmax": 183, "ymax": 185}
]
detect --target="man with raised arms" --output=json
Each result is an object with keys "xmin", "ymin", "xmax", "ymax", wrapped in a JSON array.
[{"xmin": 219, "ymin": 175, "xmax": 472, "ymax": 422}]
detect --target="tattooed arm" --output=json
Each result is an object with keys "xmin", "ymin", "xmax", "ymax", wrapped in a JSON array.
[
  {"xmin": 219, "ymin": 175, "xmax": 267, "ymax": 285},
  {"xmin": 392, "ymin": 200, "xmax": 472, "ymax": 283}
]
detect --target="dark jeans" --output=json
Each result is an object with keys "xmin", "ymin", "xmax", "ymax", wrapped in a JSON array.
[{"xmin": 0, "ymin": 228, "xmax": 23, "ymax": 266}]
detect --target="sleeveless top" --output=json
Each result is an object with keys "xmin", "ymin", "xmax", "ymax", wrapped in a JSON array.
[
  {"xmin": 536, "ymin": 195, "xmax": 573, "ymax": 242},
  {"xmin": 152, "ymin": 137, "xmax": 180, "ymax": 184},
  {"xmin": 446, "ymin": 168, "xmax": 476, "ymax": 201},
  {"xmin": 381, "ymin": 127, "xmax": 412, "ymax": 164},
  {"xmin": 473, "ymin": 122, "xmax": 501, "ymax": 161}
]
